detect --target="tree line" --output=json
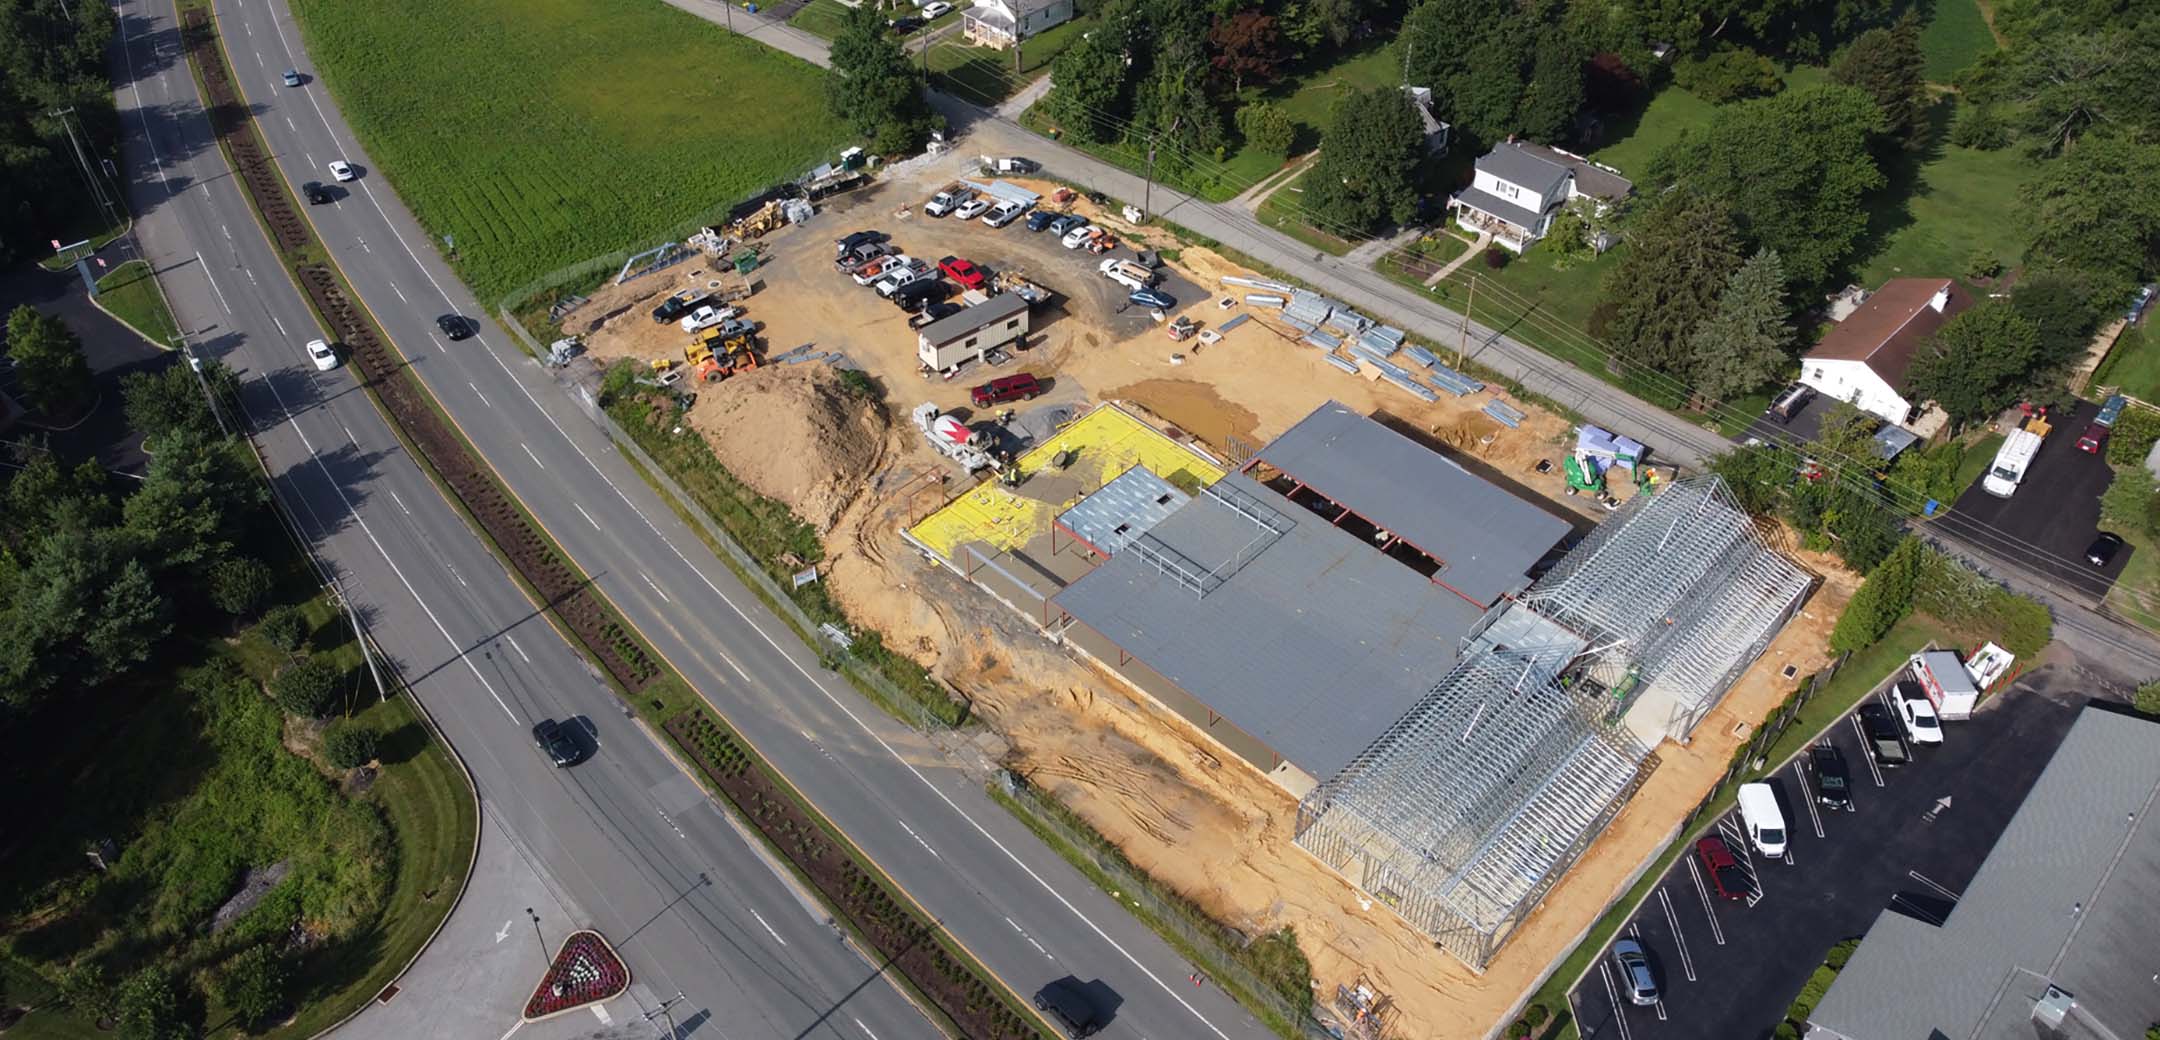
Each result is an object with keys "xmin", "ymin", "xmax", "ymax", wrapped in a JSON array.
[{"xmin": 0, "ymin": 0, "xmax": 122, "ymax": 263}]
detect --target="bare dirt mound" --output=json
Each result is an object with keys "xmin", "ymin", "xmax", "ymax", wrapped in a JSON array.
[{"xmin": 686, "ymin": 361, "xmax": 888, "ymax": 532}]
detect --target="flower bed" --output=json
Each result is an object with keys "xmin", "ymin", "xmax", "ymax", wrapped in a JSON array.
[{"xmin": 522, "ymin": 930, "xmax": 631, "ymax": 1020}]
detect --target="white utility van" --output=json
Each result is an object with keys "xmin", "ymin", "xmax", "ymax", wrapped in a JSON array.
[
  {"xmin": 1981, "ymin": 427, "xmax": 2043, "ymax": 497},
  {"xmin": 1737, "ymin": 782, "xmax": 1787, "ymax": 858}
]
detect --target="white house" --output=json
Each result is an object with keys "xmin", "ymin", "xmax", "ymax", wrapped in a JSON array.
[
  {"xmin": 1800, "ymin": 278, "xmax": 1967, "ymax": 426},
  {"xmin": 1404, "ymin": 86, "xmax": 1451, "ymax": 157},
  {"xmin": 1448, "ymin": 140, "xmax": 1633, "ymax": 252},
  {"xmin": 961, "ymin": 0, "xmax": 1075, "ymax": 48}
]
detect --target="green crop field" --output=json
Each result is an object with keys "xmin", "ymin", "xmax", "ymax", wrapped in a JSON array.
[{"xmin": 288, "ymin": 0, "xmax": 852, "ymax": 303}]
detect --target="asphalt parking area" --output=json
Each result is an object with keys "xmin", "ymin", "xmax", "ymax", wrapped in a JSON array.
[
  {"xmin": 1567, "ymin": 661, "xmax": 2085, "ymax": 1040},
  {"xmin": 1947, "ymin": 398, "xmax": 2122, "ymax": 600}
]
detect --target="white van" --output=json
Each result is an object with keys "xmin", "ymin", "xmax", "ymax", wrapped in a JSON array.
[
  {"xmin": 1737, "ymin": 782, "xmax": 1787, "ymax": 858},
  {"xmin": 1981, "ymin": 427, "xmax": 2043, "ymax": 497}
]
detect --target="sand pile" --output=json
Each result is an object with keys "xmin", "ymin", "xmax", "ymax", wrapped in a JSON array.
[{"xmin": 686, "ymin": 361, "xmax": 888, "ymax": 531}]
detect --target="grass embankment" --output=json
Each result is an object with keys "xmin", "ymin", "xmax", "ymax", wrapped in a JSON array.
[
  {"xmin": 2091, "ymin": 325, "xmax": 2160, "ymax": 402},
  {"xmin": 93, "ymin": 260, "xmax": 180, "ymax": 347},
  {"xmin": 1531, "ymin": 613, "xmax": 1959, "ymax": 1040},
  {"xmin": 0, "ymin": 587, "xmax": 474, "ymax": 1040},
  {"xmin": 286, "ymin": 0, "xmax": 851, "ymax": 301}
]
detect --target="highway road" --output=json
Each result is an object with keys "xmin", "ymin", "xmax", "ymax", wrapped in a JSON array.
[
  {"xmin": 109, "ymin": 1, "xmax": 940, "ymax": 1037},
  {"xmin": 189, "ymin": 0, "xmax": 1281, "ymax": 1037}
]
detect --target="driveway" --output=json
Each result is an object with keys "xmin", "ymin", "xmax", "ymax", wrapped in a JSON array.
[
  {"xmin": 1946, "ymin": 398, "xmax": 2120, "ymax": 601},
  {"xmin": 1567, "ymin": 661, "xmax": 2086, "ymax": 1040}
]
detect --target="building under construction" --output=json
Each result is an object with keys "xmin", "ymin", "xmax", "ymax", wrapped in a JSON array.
[{"xmin": 1292, "ymin": 475, "xmax": 1809, "ymax": 967}]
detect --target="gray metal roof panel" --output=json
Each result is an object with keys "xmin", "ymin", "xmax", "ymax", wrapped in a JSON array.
[
  {"xmin": 1053, "ymin": 472, "xmax": 1482, "ymax": 778},
  {"xmin": 1808, "ymin": 709, "xmax": 2160, "ymax": 1040},
  {"xmin": 1057, "ymin": 467, "xmax": 1189, "ymax": 556},
  {"xmin": 1253, "ymin": 402, "xmax": 1569, "ymax": 605},
  {"xmin": 1476, "ymin": 143, "xmax": 1569, "ymax": 198},
  {"xmin": 918, "ymin": 293, "xmax": 1028, "ymax": 347},
  {"xmin": 1451, "ymin": 185, "xmax": 1547, "ymax": 233}
]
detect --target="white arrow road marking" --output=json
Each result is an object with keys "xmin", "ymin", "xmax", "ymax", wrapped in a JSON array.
[{"xmin": 495, "ymin": 919, "xmax": 513, "ymax": 943}]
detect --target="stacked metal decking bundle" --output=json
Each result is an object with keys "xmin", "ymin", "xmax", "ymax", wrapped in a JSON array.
[
  {"xmin": 1483, "ymin": 400, "xmax": 1526, "ymax": 427},
  {"xmin": 1324, "ymin": 307, "xmax": 1375, "ymax": 337},
  {"xmin": 1283, "ymin": 289, "xmax": 1336, "ymax": 327}
]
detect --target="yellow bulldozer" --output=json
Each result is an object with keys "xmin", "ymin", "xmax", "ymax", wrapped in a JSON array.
[{"xmin": 660, "ymin": 336, "xmax": 759, "ymax": 383}]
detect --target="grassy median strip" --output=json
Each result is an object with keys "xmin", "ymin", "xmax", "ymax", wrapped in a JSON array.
[{"xmin": 92, "ymin": 259, "xmax": 182, "ymax": 347}]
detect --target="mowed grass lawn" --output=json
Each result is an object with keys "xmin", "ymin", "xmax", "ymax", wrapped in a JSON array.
[
  {"xmin": 2092, "ymin": 324, "xmax": 2160, "ymax": 400},
  {"xmin": 1918, "ymin": 0, "xmax": 1999, "ymax": 82},
  {"xmin": 289, "ymin": 0, "xmax": 851, "ymax": 302},
  {"xmin": 94, "ymin": 260, "xmax": 178, "ymax": 347},
  {"xmin": 1852, "ymin": 109, "xmax": 2029, "ymax": 287}
]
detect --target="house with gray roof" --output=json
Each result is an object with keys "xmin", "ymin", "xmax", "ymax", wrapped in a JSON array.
[
  {"xmin": 1805, "ymin": 706, "xmax": 2160, "ymax": 1040},
  {"xmin": 1450, "ymin": 140, "xmax": 1633, "ymax": 252},
  {"xmin": 961, "ymin": 0, "xmax": 1074, "ymax": 48}
]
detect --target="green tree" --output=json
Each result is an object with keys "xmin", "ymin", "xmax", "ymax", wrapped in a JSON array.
[
  {"xmin": 2021, "ymin": 136, "xmax": 2160, "ymax": 294},
  {"xmin": 258, "ymin": 604, "xmax": 308, "ymax": 652},
  {"xmin": 1674, "ymin": 46, "xmax": 1783, "ymax": 103},
  {"xmin": 325, "ymin": 722, "xmax": 379, "ymax": 769},
  {"xmin": 1906, "ymin": 301, "xmax": 2043, "ymax": 426},
  {"xmin": 1236, "ymin": 102, "xmax": 1296, "ymax": 159},
  {"xmin": 1131, "ymin": 36, "xmax": 1227, "ymax": 165},
  {"xmin": 1592, "ymin": 193, "xmax": 1745, "ymax": 376},
  {"xmin": 2012, "ymin": 268, "xmax": 2108, "ymax": 370},
  {"xmin": 55, "ymin": 962, "xmax": 114, "ymax": 1022},
  {"xmin": 1998, "ymin": 22, "xmax": 2160, "ymax": 156},
  {"xmin": 272, "ymin": 655, "xmax": 341, "ymax": 718},
  {"xmin": 1043, "ymin": 13, "xmax": 1135, "ymax": 142},
  {"xmin": 1208, "ymin": 11, "xmax": 1284, "ymax": 92},
  {"xmin": 0, "ymin": 0, "xmax": 120, "ymax": 265},
  {"xmin": 122, "ymin": 428, "xmax": 267, "ymax": 575},
  {"xmin": 209, "ymin": 555, "xmax": 275, "ymax": 616},
  {"xmin": 1686, "ymin": 248, "xmax": 1794, "ymax": 402},
  {"xmin": 1829, "ymin": 14, "xmax": 1928, "ymax": 148},
  {"xmin": 3, "ymin": 305, "xmax": 94, "ymax": 418},
  {"xmin": 1303, "ymin": 86, "xmax": 1426, "ymax": 235},
  {"xmin": 824, "ymin": 3, "xmax": 935, "ymax": 153},
  {"xmin": 4, "ymin": 449, "xmax": 110, "ymax": 543},
  {"xmin": 1830, "ymin": 536, "xmax": 1925, "ymax": 652},
  {"xmin": 2101, "ymin": 466, "xmax": 2159, "ymax": 538},
  {"xmin": 1515, "ymin": 28, "xmax": 1586, "ymax": 143},
  {"xmin": 1279, "ymin": 0, "xmax": 1378, "ymax": 48},
  {"xmin": 83, "ymin": 558, "xmax": 170, "ymax": 679},
  {"xmin": 1708, "ymin": 443, "xmax": 1793, "ymax": 516},
  {"xmin": 215, "ymin": 945, "xmax": 287, "ymax": 1029},
  {"xmin": 122, "ymin": 359, "xmax": 240, "ymax": 446},
  {"xmin": 1648, "ymin": 85, "xmax": 1887, "ymax": 287},
  {"xmin": 115, "ymin": 966, "xmax": 191, "ymax": 1040},
  {"xmin": 1401, "ymin": 0, "xmax": 1530, "ymax": 138}
]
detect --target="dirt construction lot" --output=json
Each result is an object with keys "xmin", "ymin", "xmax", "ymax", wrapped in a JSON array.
[{"xmin": 560, "ymin": 153, "xmax": 1860, "ymax": 1038}]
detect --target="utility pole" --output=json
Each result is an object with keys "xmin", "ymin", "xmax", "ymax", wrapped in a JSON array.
[
  {"xmin": 1143, "ymin": 116, "xmax": 1179, "ymax": 220},
  {"xmin": 51, "ymin": 107, "xmax": 122, "ymax": 232},
  {"xmin": 527, "ymin": 908, "xmax": 547, "ymax": 968},
  {"xmin": 337, "ymin": 578, "xmax": 389, "ymax": 704},
  {"xmin": 1457, "ymin": 275, "xmax": 1476, "ymax": 369},
  {"xmin": 643, "ymin": 992, "xmax": 689, "ymax": 1039}
]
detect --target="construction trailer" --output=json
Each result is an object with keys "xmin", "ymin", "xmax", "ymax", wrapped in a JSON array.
[
  {"xmin": 917, "ymin": 293, "xmax": 1030, "ymax": 374},
  {"xmin": 1291, "ymin": 475, "xmax": 1809, "ymax": 969}
]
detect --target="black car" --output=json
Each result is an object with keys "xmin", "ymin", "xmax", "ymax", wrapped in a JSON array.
[
  {"xmin": 910, "ymin": 300, "xmax": 965, "ymax": 329},
  {"xmin": 1810, "ymin": 743, "xmax": 1852, "ymax": 810},
  {"xmin": 833, "ymin": 229, "xmax": 887, "ymax": 257},
  {"xmin": 302, "ymin": 180, "xmax": 332, "ymax": 206},
  {"xmin": 2088, "ymin": 531, "xmax": 2124, "ymax": 567},
  {"xmin": 651, "ymin": 291, "xmax": 708, "ymax": 324},
  {"xmin": 436, "ymin": 314, "xmax": 473, "ymax": 340},
  {"xmin": 532, "ymin": 718, "xmax": 583, "ymax": 767},
  {"xmin": 1032, "ymin": 977, "xmax": 1101, "ymax": 1039},
  {"xmin": 887, "ymin": 15, "xmax": 923, "ymax": 32},
  {"xmin": 890, "ymin": 278, "xmax": 951, "ymax": 312}
]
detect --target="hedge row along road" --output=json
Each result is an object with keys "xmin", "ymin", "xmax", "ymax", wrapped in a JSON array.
[
  {"xmin": 181, "ymin": 0, "xmax": 1277, "ymax": 1034},
  {"xmin": 136, "ymin": 0, "xmax": 939, "ymax": 1035}
]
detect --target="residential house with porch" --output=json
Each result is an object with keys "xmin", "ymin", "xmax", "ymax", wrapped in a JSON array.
[
  {"xmin": 1448, "ymin": 140, "xmax": 1633, "ymax": 252},
  {"xmin": 961, "ymin": 0, "xmax": 1075, "ymax": 48},
  {"xmin": 1799, "ymin": 277, "xmax": 1968, "ymax": 427}
]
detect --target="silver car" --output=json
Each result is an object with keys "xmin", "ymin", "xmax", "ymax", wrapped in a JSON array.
[{"xmin": 1612, "ymin": 938, "xmax": 1659, "ymax": 1006}]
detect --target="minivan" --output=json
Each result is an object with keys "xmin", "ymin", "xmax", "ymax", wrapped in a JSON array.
[
  {"xmin": 1769, "ymin": 383, "xmax": 1815, "ymax": 423},
  {"xmin": 1737, "ymin": 782, "xmax": 1787, "ymax": 858},
  {"xmin": 971, "ymin": 373, "xmax": 1042, "ymax": 408}
]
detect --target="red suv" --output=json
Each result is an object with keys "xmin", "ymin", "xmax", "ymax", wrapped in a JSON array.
[
  {"xmin": 1695, "ymin": 836, "xmax": 1747, "ymax": 901},
  {"xmin": 971, "ymin": 373, "xmax": 1041, "ymax": 408},
  {"xmin": 939, "ymin": 255, "xmax": 986, "ymax": 290}
]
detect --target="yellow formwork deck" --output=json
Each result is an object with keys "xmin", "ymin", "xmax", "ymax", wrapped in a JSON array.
[{"xmin": 906, "ymin": 403, "xmax": 1226, "ymax": 561}]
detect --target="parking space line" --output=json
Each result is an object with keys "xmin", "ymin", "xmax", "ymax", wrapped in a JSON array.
[
  {"xmin": 1683, "ymin": 856, "xmax": 1726, "ymax": 945},
  {"xmin": 1597, "ymin": 963, "xmax": 1633, "ymax": 1040},
  {"xmin": 1850, "ymin": 716, "xmax": 1887, "ymax": 786},
  {"xmin": 1889, "ymin": 892, "xmax": 1945, "ymax": 926},
  {"xmin": 1908, "ymin": 870, "xmax": 1962, "ymax": 902},
  {"xmin": 1657, "ymin": 888, "xmax": 1696, "ymax": 982},
  {"xmin": 1792, "ymin": 760, "xmax": 1826, "ymax": 838}
]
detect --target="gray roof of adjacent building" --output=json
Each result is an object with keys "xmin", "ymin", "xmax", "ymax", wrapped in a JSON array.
[
  {"xmin": 1805, "ymin": 707, "xmax": 2160, "ymax": 1040},
  {"xmin": 1252, "ymin": 402, "xmax": 1571, "ymax": 607},
  {"xmin": 1476, "ymin": 142, "xmax": 1570, "ymax": 198},
  {"xmin": 917, "ymin": 292, "xmax": 1028, "ymax": 347}
]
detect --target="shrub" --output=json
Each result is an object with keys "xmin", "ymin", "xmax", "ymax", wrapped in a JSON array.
[
  {"xmin": 1236, "ymin": 102, "xmax": 1296, "ymax": 159},
  {"xmin": 2137, "ymin": 682, "xmax": 2160, "ymax": 715},
  {"xmin": 1964, "ymin": 250, "xmax": 2003, "ymax": 281},
  {"xmin": 1825, "ymin": 938, "xmax": 1860, "ymax": 969},
  {"xmin": 2108, "ymin": 406, "xmax": 2160, "ymax": 467},
  {"xmin": 1949, "ymin": 104, "xmax": 2010, "ymax": 150},
  {"xmin": 116, "ymin": 967, "xmax": 191, "ymax": 1040},
  {"xmin": 271, "ymin": 656, "xmax": 341, "ymax": 718},
  {"xmin": 1507, "ymin": 1020, "xmax": 1531, "ymax": 1038},
  {"xmin": 1831, "ymin": 537, "xmax": 1925, "ymax": 652},
  {"xmin": 1675, "ymin": 47, "xmax": 1783, "ymax": 103},
  {"xmin": 208, "ymin": 556, "xmax": 275, "ymax": 616},
  {"xmin": 258, "ymin": 605, "xmax": 308, "ymax": 652},
  {"xmin": 56, "ymin": 962, "xmax": 114, "ymax": 1021},
  {"xmin": 215, "ymin": 945, "xmax": 287, "ymax": 1028},
  {"xmin": 1484, "ymin": 246, "xmax": 1511, "ymax": 269},
  {"xmin": 2101, "ymin": 466, "xmax": 2159, "ymax": 538},
  {"xmin": 324, "ymin": 723, "xmax": 379, "ymax": 768},
  {"xmin": 1524, "ymin": 1003, "xmax": 1550, "ymax": 1027}
]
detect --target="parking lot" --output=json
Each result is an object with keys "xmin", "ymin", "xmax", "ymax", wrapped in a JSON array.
[
  {"xmin": 1946, "ymin": 397, "xmax": 2121, "ymax": 600},
  {"xmin": 1568, "ymin": 659, "xmax": 2086, "ymax": 1040}
]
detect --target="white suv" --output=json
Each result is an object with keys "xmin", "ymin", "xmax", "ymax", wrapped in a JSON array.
[
  {"xmin": 305, "ymin": 338, "xmax": 339, "ymax": 371},
  {"xmin": 1894, "ymin": 682, "xmax": 1943, "ymax": 745}
]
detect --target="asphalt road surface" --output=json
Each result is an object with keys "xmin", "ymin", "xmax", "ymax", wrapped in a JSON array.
[
  {"xmin": 179, "ymin": 0, "xmax": 1277, "ymax": 1035},
  {"xmin": 1947, "ymin": 398, "xmax": 2121, "ymax": 600},
  {"xmin": 109, "ymin": 2, "xmax": 938, "ymax": 1036}
]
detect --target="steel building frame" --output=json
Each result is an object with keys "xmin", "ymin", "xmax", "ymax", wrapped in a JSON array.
[{"xmin": 1293, "ymin": 476, "xmax": 1807, "ymax": 967}]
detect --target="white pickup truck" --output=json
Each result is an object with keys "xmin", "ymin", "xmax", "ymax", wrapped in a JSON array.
[
  {"xmin": 924, "ymin": 184, "xmax": 972, "ymax": 217},
  {"xmin": 1098, "ymin": 258, "xmax": 1153, "ymax": 291}
]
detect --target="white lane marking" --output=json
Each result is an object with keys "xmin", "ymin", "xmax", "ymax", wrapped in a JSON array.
[
  {"xmin": 1793, "ymin": 759, "xmax": 1826, "ymax": 838},
  {"xmin": 446, "ymin": 563, "xmax": 468, "ymax": 588},
  {"xmin": 285, "ymin": 115, "xmax": 296, "ymax": 131},
  {"xmin": 304, "ymin": 151, "xmax": 316, "ymax": 169},
  {"xmin": 521, "ymin": 442, "xmax": 545, "ymax": 469},
  {"xmin": 116, "ymin": 12, "xmax": 175, "ymax": 190},
  {"xmin": 342, "ymin": 424, "xmax": 358, "ymax": 447},
  {"xmin": 244, "ymin": 266, "xmax": 259, "ymax": 286},
  {"xmin": 1004, "ymin": 916, "xmax": 1048, "ymax": 956},
  {"xmin": 269, "ymin": 314, "xmax": 285, "ymax": 336},
  {"xmin": 1850, "ymin": 716, "xmax": 1887, "ymax": 786},
  {"xmin": 390, "ymin": 280, "xmax": 407, "ymax": 302},
  {"xmin": 359, "ymin": 237, "xmax": 371, "ymax": 253},
  {"xmin": 222, "ymin": 224, "xmax": 232, "ymax": 240},
  {"xmin": 388, "ymin": 489, "xmax": 411, "ymax": 515},
  {"xmin": 898, "ymin": 819, "xmax": 940, "ymax": 859},
  {"xmin": 574, "ymin": 502, "xmax": 600, "ymax": 529},
  {"xmin": 1658, "ymin": 888, "xmax": 1695, "ymax": 982},
  {"xmin": 506, "ymin": 634, "xmax": 532, "ymax": 664},
  {"xmin": 248, "ymin": 371, "xmax": 518, "ymax": 724},
  {"xmin": 1597, "ymin": 963, "xmax": 1633, "ymax": 1040},
  {"xmin": 1908, "ymin": 870, "xmax": 1961, "ymax": 902},
  {"xmin": 468, "ymin": 382, "xmax": 491, "ymax": 408},
  {"xmin": 495, "ymin": 1022, "xmax": 523, "ymax": 1040},
  {"xmin": 199, "ymin": 255, "xmax": 233, "ymax": 314},
  {"xmin": 854, "ymin": 1019, "xmax": 880, "ymax": 1040},
  {"xmin": 1683, "ymin": 855, "xmax": 1726, "ymax": 946},
  {"xmin": 641, "ymin": 572, "xmax": 672, "ymax": 603},
  {"xmin": 748, "ymin": 909, "xmax": 787, "ymax": 945}
]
